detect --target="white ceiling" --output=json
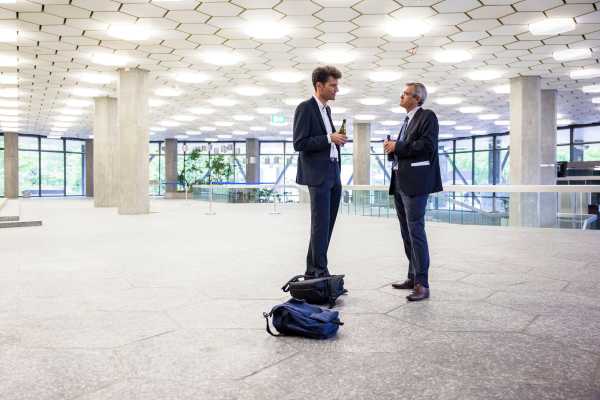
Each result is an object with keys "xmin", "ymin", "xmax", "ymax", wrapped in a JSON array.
[{"xmin": 3, "ymin": 0, "xmax": 600, "ymax": 141}]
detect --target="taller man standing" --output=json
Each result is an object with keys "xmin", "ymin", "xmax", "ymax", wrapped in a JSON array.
[
  {"xmin": 384, "ymin": 83, "xmax": 443, "ymax": 302},
  {"xmin": 293, "ymin": 66, "xmax": 347, "ymax": 279}
]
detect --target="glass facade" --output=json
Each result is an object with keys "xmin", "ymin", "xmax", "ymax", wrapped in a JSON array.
[
  {"xmin": 149, "ymin": 142, "xmax": 165, "ymax": 195},
  {"xmin": 0, "ymin": 134, "xmax": 3, "ymax": 197},
  {"xmin": 17, "ymin": 136, "xmax": 85, "ymax": 197}
]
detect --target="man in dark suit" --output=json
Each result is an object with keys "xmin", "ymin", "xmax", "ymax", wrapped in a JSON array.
[
  {"xmin": 293, "ymin": 66, "xmax": 347, "ymax": 279},
  {"xmin": 384, "ymin": 82, "xmax": 443, "ymax": 301}
]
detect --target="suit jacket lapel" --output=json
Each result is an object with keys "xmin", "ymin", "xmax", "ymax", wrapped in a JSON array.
[
  {"xmin": 325, "ymin": 106, "xmax": 340, "ymax": 155},
  {"xmin": 404, "ymin": 108, "xmax": 423, "ymax": 141},
  {"xmin": 310, "ymin": 97, "xmax": 328, "ymax": 136}
]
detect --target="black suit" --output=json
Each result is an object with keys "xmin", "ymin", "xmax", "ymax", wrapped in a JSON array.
[
  {"xmin": 388, "ymin": 108, "xmax": 442, "ymax": 288},
  {"xmin": 293, "ymin": 97, "xmax": 341, "ymax": 278}
]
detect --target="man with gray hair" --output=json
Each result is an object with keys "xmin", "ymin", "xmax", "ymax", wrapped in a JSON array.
[{"xmin": 384, "ymin": 82, "xmax": 443, "ymax": 301}]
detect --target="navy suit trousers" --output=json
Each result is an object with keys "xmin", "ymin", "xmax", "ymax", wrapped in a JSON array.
[
  {"xmin": 305, "ymin": 161, "xmax": 341, "ymax": 278},
  {"xmin": 393, "ymin": 191, "xmax": 430, "ymax": 287}
]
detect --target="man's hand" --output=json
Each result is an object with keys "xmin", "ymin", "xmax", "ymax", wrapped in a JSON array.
[
  {"xmin": 384, "ymin": 140, "xmax": 396, "ymax": 155},
  {"xmin": 330, "ymin": 132, "xmax": 347, "ymax": 145}
]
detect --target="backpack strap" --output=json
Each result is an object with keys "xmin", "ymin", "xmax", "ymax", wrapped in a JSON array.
[
  {"xmin": 263, "ymin": 312, "xmax": 280, "ymax": 337},
  {"xmin": 281, "ymin": 275, "xmax": 305, "ymax": 292}
]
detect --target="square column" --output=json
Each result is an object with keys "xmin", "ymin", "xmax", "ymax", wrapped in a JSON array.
[
  {"xmin": 85, "ymin": 139, "xmax": 94, "ymax": 197},
  {"xmin": 93, "ymin": 97, "xmax": 119, "ymax": 207},
  {"xmin": 245, "ymin": 138, "xmax": 260, "ymax": 183},
  {"xmin": 3, "ymin": 132, "xmax": 18, "ymax": 198},
  {"xmin": 352, "ymin": 122, "xmax": 371, "ymax": 185},
  {"xmin": 540, "ymin": 89, "xmax": 558, "ymax": 227},
  {"xmin": 118, "ymin": 68, "xmax": 150, "ymax": 215},
  {"xmin": 164, "ymin": 138, "xmax": 178, "ymax": 193}
]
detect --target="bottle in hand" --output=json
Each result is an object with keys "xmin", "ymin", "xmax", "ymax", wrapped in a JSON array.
[
  {"xmin": 386, "ymin": 135, "xmax": 394, "ymax": 161},
  {"xmin": 338, "ymin": 119, "xmax": 347, "ymax": 136}
]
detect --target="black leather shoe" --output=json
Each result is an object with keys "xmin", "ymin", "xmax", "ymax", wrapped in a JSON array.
[
  {"xmin": 406, "ymin": 284, "xmax": 430, "ymax": 301},
  {"xmin": 392, "ymin": 279, "xmax": 414, "ymax": 290}
]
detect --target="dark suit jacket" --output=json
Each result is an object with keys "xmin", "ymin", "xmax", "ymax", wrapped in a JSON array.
[
  {"xmin": 389, "ymin": 108, "xmax": 443, "ymax": 197},
  {"xmin": 293, "ymin": 97, "xmax": 341, "ymax": 186}
]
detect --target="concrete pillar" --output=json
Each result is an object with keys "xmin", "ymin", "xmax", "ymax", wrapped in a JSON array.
[
  {"xmin": 85, "ymin": 139, "xmax": 94, "ymax": 197},
  {"xmin": 245, "ymin": 138, "xmax": 260, "ymax": 183},
  {"xmin": 118, "ymin": 68, "xmax": 150, "ymax": 215},
  {"xmin": 540, "ymin": 90, "xmax": 558, "ymax": 227},
  {"xmin": 3, "ymin": 131, "xmax": 18, "ymax": 198},
  {"xmin": 93, "ymin": 97, "xmax": 119, "ymax": 207},
  {"xmin": 352, "ymin": 122, "xmax": 370, "ymax": 185},
  {"xmin": 509, "ymin": 76, "xmax": 548, "ymax": 227},
  {"xmin": 164, "ymin": 138, "xmax": 177, "ymax": 193}
]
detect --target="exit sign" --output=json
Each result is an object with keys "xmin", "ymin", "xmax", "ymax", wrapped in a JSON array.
[{"xmin": 271, "ymin": 115, "xmax": 287, "ymax": 125}]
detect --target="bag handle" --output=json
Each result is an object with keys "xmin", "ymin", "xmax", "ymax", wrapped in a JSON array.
[
  {"xmin": 263, "ymin": 312, "xmax": 280, "ymax": 336},
  {"xmin": 281, "ymin": 275, "xmax": 305, "ymax": 292}
]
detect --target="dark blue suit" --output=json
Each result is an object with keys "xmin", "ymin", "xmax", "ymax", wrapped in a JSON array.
[
  {"xmin": 389, "ymin": 108, "xmax": 443, "ymax": 288},
  {"xmin": 293, "ymin": 97, "xmax": 341, "ymax": 278}
]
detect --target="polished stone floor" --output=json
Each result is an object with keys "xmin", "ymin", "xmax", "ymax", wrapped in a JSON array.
[{"xmin": 1, "ymin": 198, "xmax": 599, "ymax": 400}]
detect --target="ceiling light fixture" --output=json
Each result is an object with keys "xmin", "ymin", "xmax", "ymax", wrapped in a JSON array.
[
  {"xmin": 358, "ymin": 97, "xmax": 387, "ymax": 106},
  {"xmin": 155, "ymin": 87, "xmax": 182, "ymax": 97},
  {"xmin": 315, "ymin": 49, "xmax": 357, "ymax": 64},
  {"xmin": 354, "ymin": 114, "xmax": 376, "ymax": 121},
  {"xmin": 368, "ymin": 70, "xmax": 402, "ymax": 82},
  {"xmin": 149, "ymin": 98, "xmax": 166, "ymax": 107},
  {"xmin": 189, "ymin": 107, "xmax": 215, "ymax": 115},
  {"xmin": 433, "ymin": 49, "xmax": 472, "ymax": 63},
  {"xmin": 256, "ymin": 107, "xmax": 280, "ymax": 114},
  {"xmin": 160, "ymin": 120, "xmax": 181, "ymax": 127},
  {"xmin": 581, "ymin": 84, "xmax": 600, "ymax": 93},
  {"xmin": 479, "ymin": 114, "xmax": 500, "ymax": 120},
  {"xmin": 174, "ymin": 72, "xmax": 210, "ymax": 84},
  {"xmin": 529, "ymin": 18, "xmax": 576, "ymax": 36},
  {"xmin": 390, "ymin": 107, "xmax": 406, "ymax": 114},
  {"xmin": 0, "ymin": 74, "xmax": 18, "ymax": 85},
  {"xmin": 439, "ymin": 121, "xmax": 456, "ymax": 126},
  {"xmin": 234, "ymin": 86, "xmax": 267, "ymax": 97},
  {"xmin": 270, "ymin": 71, "xmax": 304, "ymax": 83},
  {"xmin": 381, "ymin": 120, "xmax": 400, "ymax": 126},
  {"xmin": 553, "ymin": 48, "xmax": 591, "ymax": 62},
  {"xmin": 435, "ymin": 97, "xmax": 463, "ymax": 105},
  {"xmin": 383, "ymin": 19, "xmax": 431, "ymax": 37},
  {"xmin": 90, "ymin": 53, "xmax": 130, "ymax": 67},
  {"xmin": 172, "ymin": 115, "xmax": 197, "ymax": 122},
  {"xmin": 570, "ymin": 68, "xmax": 600, "ymax": 80},
  {"xmin": 0, "ymin": 53, "xmax": 18, "ymax": 67},
  {"xmin": 242, "ymin": 20, "xmax": 290, "ymax": 39},
  {"xmin": 200, "ymin": 50, "xmax": 243, "ymax": 66},
  {"xmin": 77, "ymin": 72, "xmax": 117, "ymax": 85},
  {"xmin": 492, "ymin": 85, "xmax": 510, "ymax": 94},
  {"xmin": 208, "ymin": 97, "xmax": 238, "ymax": 107},
  {"xmin": 459, "ymin": 106, "xmax": 484, "ymax": 114},
  {"xmin": 468, "ymin": 70, "xmax": 503, "ymax": 81},
  {"xmin": 0, "ymin": 87, "xmax": 19, "ymax": 97},
  {"xmin": 69, "ymin": 87, "xmax": 105, "ymax": 97},
  {"xmin": 107, "ymin": 24, "xmax": 154, "ymax": 41},
  {"xmin": 64, "ymin": 99, "xmax": 92, "ymax": 107},
  {"xmin": 233, "ymin": 115, "xmax": 254, "ymax": 121}
]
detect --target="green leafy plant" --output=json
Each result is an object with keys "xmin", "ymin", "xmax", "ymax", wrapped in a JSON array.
[
  {"xmin": 178, "ymin": 148, "xmax": 207, "ymax": 193},
  {"xmin": 205, "ymin": 154, "xmax": 233, "ymax": 184}
]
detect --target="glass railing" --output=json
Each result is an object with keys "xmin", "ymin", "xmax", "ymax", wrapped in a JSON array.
[{"xmin": 191, "ymin": 183, "xmax": 301, "ymax": 204}]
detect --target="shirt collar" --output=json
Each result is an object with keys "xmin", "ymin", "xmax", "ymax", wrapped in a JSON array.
[
  {"xmin": 313, "ymin": 95, "xmax": 327, "ymax": 111},
  {"xmin": 406, "ymin": 106, "xmax": 421, "ymax": 120}
]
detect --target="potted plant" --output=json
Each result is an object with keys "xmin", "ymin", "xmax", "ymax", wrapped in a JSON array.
[{"xmin": 178, "ymin": 148, "xmax": 207, "ymax": 200}]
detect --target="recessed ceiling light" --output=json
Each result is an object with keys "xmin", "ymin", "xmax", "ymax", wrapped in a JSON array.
[
  {"xmin": 242, "ymin": 20, "xmax": 290, "ymax": 39},
  {"xmin": 174, "ymin": 134, "xmax": 188, "ymax": 139},
  {"xmin": 383, "ymin": 19, "xmax": 431, "ymax": 37},
  {"xmin": 553, "ymin": 48, "xmax": 591, "ymax": 62},
  {"xmin": 435, "ymin": 97, "xmax": 463, "ymax": 105},
  {"xmin": 270, "ymin": 71, "xmax": 304, "ymax": 83},
  {"xmin": 454, "ymin": 125, "xmax": 472, "ymax": 130},
  {"xmin": 160, "ymin": 120, "xmax": 181, "ymax": 127},
  {"xmin": 0, "ymin": 99, "xmax": 22, "ymax": 108},
  {"xmin": 439, "ymin": 120, "xmax": 456, "ymax": 126},
  {"xmin": 233, "ymin": 115, "xmax": 254, "ymax": 121},
  {"xmin": 200, "ymin": 126, "xmax": 216, "ymax": 131},
  {"xmin": 232, "ymin": 130, "xmax": 248, "ymax": 135},
  {"xmin": 1, "ymin": 122, "xmax": 21, "ymax": 128},
  {"xmin": 50, "ymin": 127, "xmax": 67, "ymax": 132},
  {"xmin": 206, "ymin": 138, "xmax": 218, "ymax": 142},
  {"xmin": 0, "ymin": 108, "xmax": 19, "ymax": 116},
  {"xmin": 172, "ymin": 115, "xmax": 197, "ymax": 122},
  {"xmin": 149, "ymin": 98, "xmax": 166, "ymax": 107},
  {"xmin": 492, "ymin": 85, "xmax": 510, "ymax": 94},
  {"xmin": 186, "ymin": 130, "xmax": 203, "ymax": 136},
  {"xmin": 256, "ymin": 107, "xmax": 280, "ymax": 114},
  {"xmin": 570, "ymin": 68, "xmax": 600, "ymax": 80},
  {"xmin": 90, "ymin": 53, "xmax": 130, "ymax": 67},
  {"xmin": 189, "ymin": 107, "xmax": 215, "ymax": 115},
  {"xmin": 215, "ymin": 121, "xmax": 234, "ymax": 127},
  {"xmin": 468, "ymin": 70, "xmax": 503, "ymax": 81},
  {"xmin": 0, "ymin": 54, "xmax": 18, "ymax": 67},
  {"xmin": 373, "ymin": 129, "xmax": 391, "ymax": 135},
  {"xmin": 592, "ymin": 97, "xmax": 600, "ymax": 104},
  {"xmin": 174, "ymin": 72, "xmax": 210, "ymax": 84},
  {"xmin": 557, "ymin": 119, "xmax": 573, "ymax": 125},
  {"xmin": 479, "ymin": 114, "xmax": 500, "ymax": 120},
  {"xmin": 217, "ymin": 134, "xmax": 232, "ymax": 139},
  {"xmin": 358, "ymin": 97, "xmax": 387, "ymax": 106},
  {"xmin": 354, "ymin": 114, "xmax": 376, "ymax": 121},
  {"xmin": 88, "ymin": 135, "xmax": 94, "ymax": 139},
  {"xmin": 529, "ymin": 18, "xmax": 575, "ymax": 36},
  {"xmin": 315, "ymin": 49, "xmax": 358, "ymax": 64},
  {"xmin": 234, "ymin": 86, "xmax": 267, "ymax": 97},
  {"xmin": 494, "ymin": 120, "xmax": 510, "ymax": 126},
  {"xmin": 200, "ymin": 50, "xmax": 243, "ymax": 66},
  {"xmin": 471, "ymin": 130, "xmax": 487, "ymax": 135},
  {"xmin": 433, "ymin": 49, "xmax": 472, "ymax": 63},
  {"xmin": 108, "ymin": 24, "xmax": 154, "ymax": 41},
  {"xmin": 581, "ymin": 84, "xmax": 600, "ymax": 93},
  {"xmin": 250, "ymin": 126, "xmax": 266, "ymax": 131},
  {"xmin": 459, "ymin": 106, "xmax": 484, "ymax": 114},
  {"xmin": 0, "ymin": 115, "xmax": 19, "ymax": 122},
  {"xmin": 0, "ymin": 74, "xmax": 17, "ymax": 85},
  {"xmin": 331, "ymin": 107, "xmax": 347, "ymax": 114},
  {"xmin": 69, "ymin": 87, "xmax": 105, "ymax": 97},
  {"xmin": 150, "ymin": 126, "xmax": 167, "ymax": 132},
  {"xmin": 64, "ymin": 99, "xmax": 92, "ymax": 108},
  {"xmin": 77, "ymin": 72, "xmax": 116, "ymax": 85},
  {"xmin": 155, "ymin": 87, "xmax": 182, "ymax": 97},
  {"xmin": 381, "ymin": 120, "xmax": 400, "ymax": 126},
  {"xmin": 390, "ymin": 107, "xmax": 406, "ymax": 114},
  {"xmin": 208, "ymin": 97, "xmax": 238, "ymax": 107},
  {"xmin": 368, "ymin": 70, "xmax": 402, "ymax": 82},
  {"xmin": 0, "ymin": 87, "xmax": 19, "ymax": 98},
  {"xmin": 0, "ymin": 29, "xmax": 17, "ymax": 43}
]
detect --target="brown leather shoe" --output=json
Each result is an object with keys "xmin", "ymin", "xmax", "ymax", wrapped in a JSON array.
[
  {"xmin": 391, "ymin": 279, "xmax": 414, "ymax": 290},
  {"xmin": 406, "ymin": 284, "xmax": 430, "ymax": 301}
]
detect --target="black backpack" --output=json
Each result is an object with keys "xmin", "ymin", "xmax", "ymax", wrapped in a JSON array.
[
  {"xmin": 282, "ymin": 275, "xmax": 347, "ymax": 308},
  {"xmin": 263, "ymin": 298, "xmax": 343, "ymax": 339}
]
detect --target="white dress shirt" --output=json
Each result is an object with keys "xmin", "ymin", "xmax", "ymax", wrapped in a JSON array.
[{"xmin": 313, "ymin": 95, "xmax": 338, "ymax": 160}]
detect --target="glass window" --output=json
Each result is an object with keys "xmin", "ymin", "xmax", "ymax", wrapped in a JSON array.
[
  {"xmin": 557, "ymin": 129, "xmax": 570, "ymax": 145},
  {"xmin": 212, "ymin": 142, "xmax": 233, "ymax": 155},
  {"xmin": 455, "ymin": 138, "xmax": 472, "ymax": 153},
  {"xmin": 149, "ymin": 152, "xmax": 161, "ymax": 195},
  {"xmin": 341, "ymin": 141, "xmax": 353, "ymax": 155},
  {"xmin": 574, "ymin": 126, "xmax": 600, "ymax": 143},
  {"xmin": 474, "ymin": 136, "xmax": 493, "ymax": 151},
  {"xmin": 439, "ymin": 151, "xmax": 454, "ymax": 186},
  {"xmin": 340, "ymin": 154, "xmax": 353, "ymax": 184},
  {"xmin": 260, "ymin": 153, "xmax": 285, "ymax": 184},
  {"xmin": 260, "ymin": 142, "xmax": 284, "ymax": 155},
  {"xmin": 66, "ymin": 140, "xmax": 85, "ymax": 153},
  {"xmin": 19, "ymin": 136, "xmax": 38, "ymax": 150},
  {"xmin": 66, "ymin": 153, "xmax": 83, "ymax": 195},
  {"xmin": 584, "ymin": 143, "xmax": 600, "ymax": 161},
  {"xmin": 283, "ymin": 155, "xmax": 298, "ymax": 186},
  {"xmin": 19, "ymin": 151, "xmax": 40, "ymax": 196},
  {"xmin": 0, "ymin": 137, "xmax": 4, "ymax": 197},
  {"xmin": 557, "ymin": 145, "xmax": 570, "ymax": 162},
  {"xmin": 499, "ymin": 149, "xmax": 510, "ymax": 184},
  {"xmin": 41, "ymin": 138, "xmax": 63, "ymax": 151},
  {"xmin": 233, "ymin": 154, "xmax": 246, "ymax": 183},
  {"xmin": 474, "ymin": 151, "xmax": 491, "ymax": 184},
  {"xmin": 235, "ymin": 142, "xmax": 246, "ymax": 155},
  {"xmin": 496, "ymin": 135, "xmax": 510, "ymax": 149},
  {"xmin": 41, "ymin": 152, "xmax": 65, "ymax": 195},
  {"xmin": 454, "ymin": 152, "xmax": 473, "ymax": 184},
  {"xmin": 285, "ymin": 142, "xmax": 296, "ymax": 154}
]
